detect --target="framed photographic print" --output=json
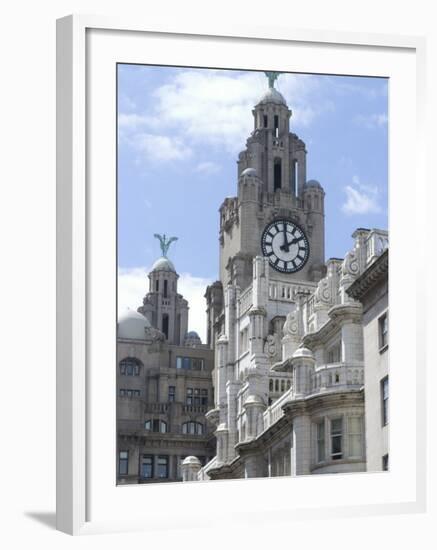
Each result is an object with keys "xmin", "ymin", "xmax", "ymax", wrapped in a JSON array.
[{"xmin": 56, "ymin": 15, "xmax": 427, "ymax": 535}]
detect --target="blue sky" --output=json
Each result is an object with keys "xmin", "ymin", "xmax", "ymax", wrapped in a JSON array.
[{"xmin": 117, "ymin": 65, "xmax": 388, "ymax": 339}]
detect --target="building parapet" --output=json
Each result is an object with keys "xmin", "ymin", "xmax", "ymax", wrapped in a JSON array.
[{"xmin": 263, "ymin": 387, "xmax": 293, "ymax": 429}]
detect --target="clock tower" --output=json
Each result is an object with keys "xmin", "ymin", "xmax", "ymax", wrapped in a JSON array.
[{"xmin": 218, "ymin": 72, "xmax": 326, "ymax": 291}]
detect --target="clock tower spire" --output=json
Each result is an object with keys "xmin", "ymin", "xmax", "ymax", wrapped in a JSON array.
[{"xmin": 217, "ymin": 73, "xmax": 326, "ymax": 290}]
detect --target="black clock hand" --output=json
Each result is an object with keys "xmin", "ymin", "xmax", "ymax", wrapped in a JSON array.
[{"xmin": 280, "ymin": 224, "xmax": 290, "ymax": 252}]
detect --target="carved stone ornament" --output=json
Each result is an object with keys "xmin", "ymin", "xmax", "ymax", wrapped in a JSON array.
[
  {"xmin": 264, "ymin": 333, "xmax": 279, "ymax": 357},
  {"xmin": 315, "ymin": 276, "xmax": 333, "ymax": 306},
  {"xmin": 342, "ymin": 249, "xmax": 360, "ymax": 278},
  {"xmin": 283, "ymin": 310, "xmax": 299, "ymax": 337}
]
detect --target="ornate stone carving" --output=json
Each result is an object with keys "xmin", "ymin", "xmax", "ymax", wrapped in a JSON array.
[{"xmin": 283, "ymin": 310, "xmax": 299, "ymax": 337}]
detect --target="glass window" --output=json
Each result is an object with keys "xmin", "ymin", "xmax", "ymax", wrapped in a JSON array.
[
  {"xmin": 141, "ymin": 455, "xmax": 153, "ymax": 479},
  {"xmin": 157, "ymin": 456, "xmax": 168, "ymax": 478},
  {"xmin": 348, "ymin": 417, "xmax": 363, "ymax": 458},
  {"xmin": 330, "ymin": 418, "xmax": 343, "ymax": 460},
  {"xmin": 168, "ymin": 386, "xmax": 175, "ymax": 402},
  {"xmin": 382, "ymin": 454, "xmax": 389, "ymax": 471},
  {"xmin": 144, "ymin": 420, "xmax": 151, "ymax": 431},
  {"xmin": 176, "ymin": 357, "xmax": 183, "ymax": 369},
  {"xmin": 186, "ymin": 388, "xmax": 193, "ymax": 405},
  {"xmin": 379, "ymin": 313, "xmax": 388, "ymax": 349},
  {"xmin": 327, "ymin": 343, "xmax": 341, "ymax": 364},
  {"xmin": 316, "ymin": 420, "xmax": 325, "ymax": 462},
  {"xmin": 281, "ymin": 380, "xmax": 285, "ymax": 392},
  {"xmin": 119, "ymin": 451, "xmax": 129, "ymax": 475},
  {"xmin": 119, "ymin": 357, "xmax": 142, "ymax": 376},
  {"xmin": 201, "ymin": 389, "xmax": 208, "ymax": 407},
  {"xmin": 194, "ymin": 388, "xmax": 200, "ymax": 406},
  {"xmin": 192, "ymin": 358, "xmax": 204, "ymax": 371},
  {"xmin": 183, "ymin": 357, "xmax": 190, "ymax": 370},
  {"xmin": 269, "ymin": 379, "xmax": 273, "ymax": 392},
  {"xmin": 381, "ymin": 377, "xmax": 389, "ymax": 425},
  {"xmin": 182, "ymin": 421, "xmax": 204, "ymax": 435}
]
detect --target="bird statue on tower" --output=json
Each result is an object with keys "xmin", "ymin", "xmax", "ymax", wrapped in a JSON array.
[{"xmin": 154, "ymin": 233, "xmax": 178, "ymax": 258}]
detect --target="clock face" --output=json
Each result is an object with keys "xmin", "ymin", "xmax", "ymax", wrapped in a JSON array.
[{"xmin": 261, "ymin": 219, "xmax": 310, "ymax": 273}]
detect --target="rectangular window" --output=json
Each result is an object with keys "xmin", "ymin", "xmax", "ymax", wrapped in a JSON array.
[
  {"xmin": 330, "ymin": 417, "xmax": 343, "ymax": 460},
  {"xmin": 327, "ymin": 342, "xmax": 341, "ymax": 364},
  {"xmin": 263, "ymin": 114, "xmax": 268, "ymax": 128},
  {"xmin": 381, "ymin": 377, "xmax": 389, "ymax": 425},
  {"xmin": 348, "ymin": 416, "xmax": 363, "ymax": 458},
  {"xmin": 186, "ymin": 388, "xmax": 193, "ymax": 405},
  {"xmin": 192, "ymin": 358, "xmax": 203, "ymax": 371},
  {"xmin": 194, "ymin": 388, "xmax": 200, "ymax": 406},
  {"xmin": 141, "ymin": 455, "xmax": 153, "ymax": 479},
  {"xmin": 379, "ymin": 312, "xmax": 388, "ymax": 349},
  {"xmin": 201, "ymin": 389, "xmax": 208, "ymax": 407},
  {"xmin": 168, "ymin": 386, "xmax": 175, "ymax": 402},
  {"xmin": 118, "ymin": 451, "xmax": 129, "ymax": 475},
  {"xmin": 183, "ymin": 357, "xmax": 190, "ymax": 370},
  {"xmin": 176, "ymin": 357, "xmax": 182, "ymax": 369},
  {"xmin": 382, "ymin": 454, "xmax": 389, "ymax": 471},
  {"xmin": 157, "ymin": 456, "xmax": 169, "ymax": 478},
  {"xmin": 316, "ymin": 420, "xmax": 325, "ymax": 462}
]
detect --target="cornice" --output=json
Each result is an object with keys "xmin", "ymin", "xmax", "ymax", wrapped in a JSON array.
[{"xmin": 346, "ymin": 250, "xmax": 389, "ymax": 301}]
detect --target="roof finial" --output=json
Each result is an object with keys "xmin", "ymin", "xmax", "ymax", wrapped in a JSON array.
[
  {"xmin": 264, "ymin": 71, "xmax": 281, "ymax": 89},
  {"xmin": 154, "ymin": 233, "xmax": 178, "ymax": 258}
]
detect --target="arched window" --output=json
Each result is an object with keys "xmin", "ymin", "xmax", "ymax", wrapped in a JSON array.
[
  {"xmin": 119, "ymin": 357, "xmax": 142, "ymax": 376},
  {"xmin": 145, "ymin": 419, "xmax": 167, "ymax": 433},
  {"xmin": 182, "ymin": 421, "xmax": 204, "ymax": 435}
]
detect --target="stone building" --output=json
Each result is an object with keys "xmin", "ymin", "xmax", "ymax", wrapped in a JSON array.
[
  {"xmin": 116, "ymin": 252, "xmax": 215, "ymax": 484},
  {"xmin": 347, "ymin": 249, "xmax": 389, "ymax": 471},
  {"xmin": 182, "ymin": 73, "xmax": 389, "ymax": 481}
]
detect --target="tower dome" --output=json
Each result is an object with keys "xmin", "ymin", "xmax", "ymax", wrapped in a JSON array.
[
  {"xmin": 151, "ymin": 256, "xmax": 176, "ymax": 273},
  {"xmin": 184, "ymin": 330, "xmax": 202, "ymax": 347},
  {"xmin": 305, "ymin": 179, "xmax": 323, "ymax": 189},
  {"xmin": 240, "ymin": 167, "xmax": 258, "ymax": 178},
  {"xmin": 256, "ymin": 87, "xmax": 287, "ymax": 106},
  {"xmin": 118, "ymin": 309, "xmax": 151, "ymax": 340}
]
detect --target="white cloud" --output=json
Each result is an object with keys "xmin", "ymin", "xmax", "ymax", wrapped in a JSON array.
[
  {"xmin": 130, "ymin": 133, "xmax": 193, "ymax": 162},
  {"xmin": 118, "ymin": 113, "xmax": 148, "ymax": 129},
  {"xmin": 118, "ymin": 267, "xmax": 212, "ymax": 343},
  {"xmin": 120, "ymin": 70, "xmax": 326, "ymax": 158},
  {"xmin": 342, "ymin": 175, "xmax": 381, "ymax": 215},
  {"xmin": 194, "ymin": 161, "xmax": 221, "ymax": 175},
  {"xmin": 354, "ymin": 112, "xmax": 388, "ymax": 129}
]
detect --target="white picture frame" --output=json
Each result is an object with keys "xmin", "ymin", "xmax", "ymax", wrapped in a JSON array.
[{"xmin": 56, "ymin": 14, "xmax": 427, "ymax": 536}]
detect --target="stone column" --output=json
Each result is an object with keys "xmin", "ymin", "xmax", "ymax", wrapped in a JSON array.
[
  {"xmin": 181, "ymin": 456, "xmax": 201, "ymax": 482},
  {"xmin": 291, "ymin": 347, "xmax": 315, "ymax": 397},
  {"xmin": 292, "ymin": 414, "xmax": 312, "ymax": 475},
  {"xmin": 244, "ymin": 454, "xmax": 259, "ymax": 478}
]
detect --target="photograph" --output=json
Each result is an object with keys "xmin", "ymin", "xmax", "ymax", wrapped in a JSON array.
[{"xmin": 116, "ymin": 65, "xmax": 389, "ymax": 484}]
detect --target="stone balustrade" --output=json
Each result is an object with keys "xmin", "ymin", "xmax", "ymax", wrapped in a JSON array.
[
  {"xmin": 263, "ymin": 387, "xmax": 293, "ymax": 429},
  {"xmin": 311, "ymin": 362, "xmax": 364, "ymax": 392}
]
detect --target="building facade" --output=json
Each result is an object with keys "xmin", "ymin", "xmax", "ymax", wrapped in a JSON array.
[
  {"xmin": 117, "ymin": 254, "xmax": 215, "ymax": 484},
  {"xmin": 347, "ymin": 249, "xmax": 389, "ymax": 471},
  {"xmin": 182, "ymin": 75, "xmax": 389, "ymax": 482}
]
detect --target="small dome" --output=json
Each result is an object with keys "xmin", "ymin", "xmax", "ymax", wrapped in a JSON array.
[
  {"xmin": 182, "ymin": 456, "xmax": 201, "ymax": 466},
  {"xmin": 240, "ymin": 167, "xmax": 258, "ymax": 178},
  {"xmin": 245, "ymin": 394, "xmax": 264, "ymax": 405},
  {"xmin": 184, "ymin": 330, "xmax": 202, "ymax": 347},
  {"xmin": 118, "ymin": 309, "xmax": 151, "ymax": 340},
  {"xmin": 257, "ymin": 87, "xmax": 287, "ymax": 106},
  {"xmin": 292, "ymin": 346, "xmax": 314, "ymax": 359},
  {"xmin": 151, "ymin": 256, "xmax": 176, "ymax": 273},
  {"xmin": 305, "ymin": 179, "xmax": 322, "ymax": 189}
]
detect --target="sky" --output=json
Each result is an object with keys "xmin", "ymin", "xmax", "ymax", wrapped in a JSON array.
[{"xmin": 117, "ymin": 65, "xmax": 388, "ymax": 341}]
